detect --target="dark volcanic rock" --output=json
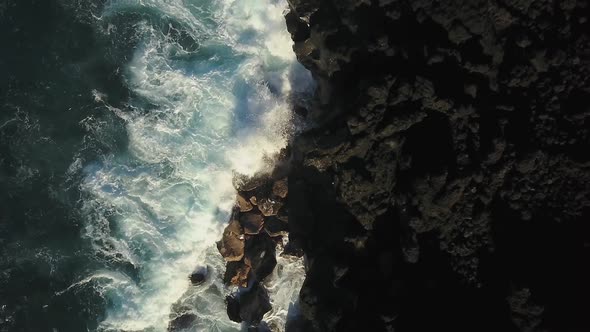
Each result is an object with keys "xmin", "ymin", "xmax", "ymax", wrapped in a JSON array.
[
  {"xmin": 245, "ymin": 233, "xmax": 277, "ymax": 282},
  {"xmin": 264, "ymin": 217, "xmax": 289, "ymax": 237},
  {"xmin": 238, "ymin": 283, "xmax": 273, "ymax": 324},
  {"xmin": 225, "ymin": 284, "xmax": 272, "ymax": 325},
  {"xmin": 233, "ymin": 172, "xmax": 269, "ymax": 192},
  {"xmin": 189, "ymin": 265, "xmax": 209, "ymax": 286},
  {"xmin": 226, "ymin": 294, "xmax": 242, "ymax": 323},
  {"xmin": 285, "ymin": 0, "xmax": 590, "ymax": 331}
]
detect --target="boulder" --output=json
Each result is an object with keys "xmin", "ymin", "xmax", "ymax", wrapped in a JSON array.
[
  {"xmin": 217, "ymin": 219, "xmax": 245, "ymax": 262},
  {"xmin": 264, "ymin": 217, "xmax": 289, "ymax": 237},
  {"xmin": 240, "ymin": 213, "xmax": 265, "ymax": 235},
  {"xmin": 249, "ymin": 196, "xmax": 258, "ymax": 206},
  {"xmin": 272, "ymin": 178, "xmax": 288, "ymax": 198},
  {"xmin": 168, "ymin": 313, "xmax": 197, "ymax": 331},
  {"xmin": 226, "ymin": 294, "xmax": 242, "ymax": 323},
  {"xmin": 237, "ymin": 194, "xmax": 253, "ymax": 212},
  {"xmin": 257, "ymin": 198, "xmax": 283, "ymax": 217},
  {"xmin": 224, "ymin": 261, "xmax": 251, "ymax": 287},
  {"xmin": 239, "ymin": 283, "xmax": 272, "ymax": 324},
  {"xmin": 245, "ymin": 233, "xmax": 277, "ymax": 281},
  {"xmin": 189, "ymin": 265, "xmax": 209, "ymax": 285}
]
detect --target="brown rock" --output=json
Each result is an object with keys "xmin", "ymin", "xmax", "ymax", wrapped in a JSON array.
[
  {"xmin": 249, "ymin": 196, "xmax": 258, "ymax": 206},
  {"xmin": 224, "ymin": 261, "xmax": 251, "ymax": 287},
  {"xmin": 240, "ymin": 213, "xmax": 265, "ymax": 235},
  {"xmin": 237, "ymin": 194, "xmax": 253, "ymax": 212},
  {"xmin": 257, "ymin": 198, "xmax": 283, "ymax": 217},
  {"xmin": 272, "ymin": 178, "xmax": 288, "ymax": 198},
  {"xmin": 217, "ymin": 219, "xmax": 245, "ymax": 262}
]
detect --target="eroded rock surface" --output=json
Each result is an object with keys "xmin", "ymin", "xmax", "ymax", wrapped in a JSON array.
[{"xmin": 285, "ymin": 0, "xmax": 590, "ymax": 331}]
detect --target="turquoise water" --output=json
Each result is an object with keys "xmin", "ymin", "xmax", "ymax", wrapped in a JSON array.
[{"xmin": 0, "ymin": 0, "xmax": 311, "ymax": 331}]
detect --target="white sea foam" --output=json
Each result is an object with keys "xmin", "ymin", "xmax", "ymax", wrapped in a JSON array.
[{"xmin": 73, "ymin": 0, "xmax": 311, "ymax": 331}]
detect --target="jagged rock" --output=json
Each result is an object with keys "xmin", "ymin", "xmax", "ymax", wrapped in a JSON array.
[
  {"xmin": 272, "ymin": 178, "xmax": 288, "ymax": 199},
  {"xmin": 245, "ymin": 233, "xmax": 277, "ymax": 282},
  {"xmin": 189, "ymin": 265, "xmax": 209, "ymax": 285},
  {"xmin": 233, "ymin": 172, "xmax": 268, "ymax": 192},
  {"xmin": 226, "ymin": 294, "xmax": 242, "ymax": 323},
  {"xmin": 264, "ymin": 217, "xmax": 289, "ymax": 237},
  {"xmin": 285, "ymin": 11, "xmax": 310, "ymax": 42},
  {"xmin": 224, "ymin": 261, "xmax": 251, "ymax": 287},
  {"xmin": 257, "ymin": 198, "xmax": 283, "ymax": 217},
  {"xmin": 508, "ymin": 288, "xmax": 545, "ymax": 331},
  {"xmin": 217, "ymin": 219, "xmax": 245, "ymax": 262},
  {"xmin": 285, "ymin": 0, "xmax": 590, "ymax": 331},
  {"xmin": 225, "ymin": 284, "xmax": 272, "ymax": 325},
  {"xmin": 238, "ymin": 283, "xmax": 272, "ymax": 324},
  {"xmin": 237, "ymin": 194, "xmax": 253, "ymax": 212},
  {"xmin": 282, "ymin": 239, "xmax": 304, "ymax": 258},
  {"xmin": 240, "ymin": 213, "xmax": 265, "ymax": 235}
]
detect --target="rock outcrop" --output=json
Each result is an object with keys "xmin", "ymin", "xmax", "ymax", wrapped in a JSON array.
[
  {"xmin": 284, "ymin": 0, "xmax": 590, "ymax": 331},
  {"xmin": 217, "ymin": 159, "xmax": 296, "ymax": 328}
]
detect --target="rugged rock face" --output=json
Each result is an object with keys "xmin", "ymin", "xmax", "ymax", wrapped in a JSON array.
[
  {"xmin": 217, "ymin": 165, "xmax": 296, "ymax": 328},
  {"xmin": 285, "ymin": 0, "xmax": 590, "ymax": 331}
]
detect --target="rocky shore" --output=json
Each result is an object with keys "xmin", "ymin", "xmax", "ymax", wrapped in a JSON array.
[
  {"xmin": 217, "ymin": 0, "xmax": 590, "ymax": 331},
  {"xmin": 215, "ymin": 150, "xmax": 297, "ymax": 329}
]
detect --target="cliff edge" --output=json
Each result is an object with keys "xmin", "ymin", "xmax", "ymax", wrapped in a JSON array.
[{"xmin": 285, "ymin": 0, "xmax": 590, "ymax": 331}]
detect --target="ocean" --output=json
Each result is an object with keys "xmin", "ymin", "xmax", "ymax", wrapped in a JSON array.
[{"xmin": 0, "ymin": 0, "xmax": 312, "ymax": 331}]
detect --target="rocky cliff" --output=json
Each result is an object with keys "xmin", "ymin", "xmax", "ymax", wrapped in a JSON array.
[{"xmin": 284, "ymin": 0, "xmax": 590, "ymax": 331}]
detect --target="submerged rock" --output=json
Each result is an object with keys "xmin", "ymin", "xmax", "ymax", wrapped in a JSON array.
[{"xmin": 168, "ymin": 313, "xmax": 197, "ymax": 331}]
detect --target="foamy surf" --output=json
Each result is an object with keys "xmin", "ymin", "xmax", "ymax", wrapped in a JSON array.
[{"xmin": 68, "ymin": 0, "xmax": 312, "ymax": 331}]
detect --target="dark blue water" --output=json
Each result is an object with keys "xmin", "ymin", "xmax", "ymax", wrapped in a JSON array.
[{"xmin": 0, "ymin": 1, "xmax": 311, "ymax": 331}]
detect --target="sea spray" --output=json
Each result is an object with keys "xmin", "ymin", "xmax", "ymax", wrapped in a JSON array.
[{"xmin": 68, "ymin": 0, "xmax": 312, "ymax": 331}]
